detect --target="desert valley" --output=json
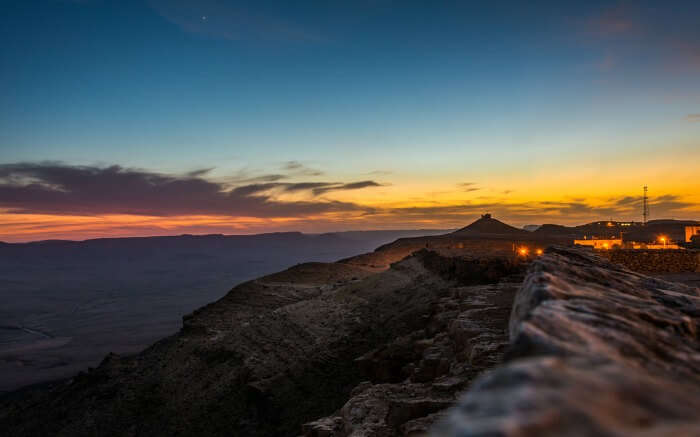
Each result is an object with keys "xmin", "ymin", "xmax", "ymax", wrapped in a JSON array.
[{"xmin": 2, "ymin": 215, "xmax": 699, "ymax": 436}]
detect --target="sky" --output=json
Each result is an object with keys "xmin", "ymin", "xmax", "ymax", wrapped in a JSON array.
[{"xmin": 1, "ymin": 0, "xmax": 699, "ymax": 242}]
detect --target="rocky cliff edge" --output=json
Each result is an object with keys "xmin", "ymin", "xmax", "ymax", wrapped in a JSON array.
[{"xmin": 433, "ymin": 247, "xmax": 700, "ymax": 436}]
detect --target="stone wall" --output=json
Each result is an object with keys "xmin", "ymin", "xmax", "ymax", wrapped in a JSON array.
[
  {"xmin": 594, "ymin": 248, "xmax": 699, "ymax": 273},
  {"xmin": 432, "ymin": 247, "xmax": 700, "ymax": 437}
]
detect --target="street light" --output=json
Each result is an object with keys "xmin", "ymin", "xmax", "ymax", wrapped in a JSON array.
[{"xmin": 659, "ymin": 236, "xmax": 667, "ymax": 249}]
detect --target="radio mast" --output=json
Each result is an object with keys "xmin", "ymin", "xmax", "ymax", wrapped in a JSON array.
[{"xmin": 642, "ymin": 185, "xmax": 649, "ymax": 225}]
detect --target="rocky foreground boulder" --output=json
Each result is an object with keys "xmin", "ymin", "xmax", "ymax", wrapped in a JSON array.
[{"xmin": 433, "ymin": 247, "xmax": 700, "ymax": 436}]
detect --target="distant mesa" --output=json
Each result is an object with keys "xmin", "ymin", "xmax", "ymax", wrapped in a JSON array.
[
  {"xmin": 534, "ymin": 224, "xmax": 579, "ymax": 236},
  {"xmin": 452, "ymin": 213, "xmax": 530, "ymax": 236}
]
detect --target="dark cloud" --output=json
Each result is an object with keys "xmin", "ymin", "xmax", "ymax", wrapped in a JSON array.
[
  {"xmin": 236, "ymin": 174, "xmax": 289, "ymax": 183},
  {"xmin": 284, "ymin": 182, "xmax": 331, "ymax": 192},
  {"xmin": 457, "ymin": 182, "xmax": 480, "ymax": 193},
  {"xmin": 614, "ymin": 196, "xmax": 640, "ymax": 206},
  {"xmin": 0, "ymin": 163, "xmax": 374, "ymax": 217},
  {"xmin": 651, "ymin": 194, "xmax": 694, "ymax": 214},
  {"xmin": 341, "ymin": 181, "xmax": 381, "ymax": 190},
  {"xmin": 228, "ymin": 180, "xmax": 384, "ymax": 197},
  {"xmin": 312, "ymin": 181, "xmax": 382, "ymax": 195},
  {"xmin": 283, "ymin": 161, "xmax": 304, "ymax": 171},
  {"xmin": 229, "ymin": 183, "xmax": 282, "ymax": 197},
  {"xmin": 610, "ymin": 194, "xmax": 693, "ymax": 216},
  {"xmin": 185, "ymin": 168, "xmax": 214, "ymax": 178}
]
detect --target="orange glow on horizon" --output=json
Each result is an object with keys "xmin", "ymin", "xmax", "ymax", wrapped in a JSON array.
[
  {"xmin": 0, "ymin": 212, "xmax": 309, "ymax": 243},
  {"xmin": 2, "ymin": 180, "xmax": 699, "ymax": 243}
]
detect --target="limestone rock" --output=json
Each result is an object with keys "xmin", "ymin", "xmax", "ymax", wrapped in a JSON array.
[
  {"xmin": 433, "ymin": 247, "xmax": 700, "ymax": 436},
  {"xmin": 302, "ymin": 281, "xmax": 519, "ymax": 437}
]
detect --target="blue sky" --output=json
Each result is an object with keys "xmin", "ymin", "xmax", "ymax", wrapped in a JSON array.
[{"xmin": 1, "ymin": 0, "xmax": 699, "ymax": 240}]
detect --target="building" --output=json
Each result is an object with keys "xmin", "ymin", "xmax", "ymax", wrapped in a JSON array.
[
  {"xmin": 686, "ymin": 226, "xmax": 700, "ymax": 243},
  {"xmin": 645, "ymin": 243, "xmax": 681, "ymax": 250},
  {"xmin": 574, "ymin": 237, "xmax": 681, "ymax": 250}
]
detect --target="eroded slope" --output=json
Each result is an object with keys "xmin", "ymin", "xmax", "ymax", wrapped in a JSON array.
[{"xmin": 0, "ymin": 251, "xmax": 524, "ymax": 436}]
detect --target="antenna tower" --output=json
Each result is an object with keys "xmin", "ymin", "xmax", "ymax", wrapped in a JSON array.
[{"xmin": 642, "ymin": 185, "xmax": 649, "ymax": 225}]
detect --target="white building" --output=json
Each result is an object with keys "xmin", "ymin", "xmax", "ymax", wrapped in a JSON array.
[{"xmin": 686, "ymin": 226, "xmax": 700, "ymax": 243}]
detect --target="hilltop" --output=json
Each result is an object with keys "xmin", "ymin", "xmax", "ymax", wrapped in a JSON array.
[{"xmin": 453, "ymin": 214, "xmax": 530, "ymax": 236}]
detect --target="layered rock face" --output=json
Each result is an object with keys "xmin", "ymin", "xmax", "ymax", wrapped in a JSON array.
[
  {"xmin": 433, "ymin": 247, "xmax": 700, "ymax": 436},
  {"xmin": 302, "ymin": 279, "xmax": 520, "ymax": 436}
]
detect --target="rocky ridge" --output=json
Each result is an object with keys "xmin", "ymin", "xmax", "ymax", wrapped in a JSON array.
[
  {"xmin": 433, "ymin": 247, "xmax": 700, "ymax": 436},
  {"xmin": 302, "ymin": 278, "xmax": 520, "ymax": 436},
  {"xmin": 0, "ymin": 248, "xmax": 526, "ymax": 436}
]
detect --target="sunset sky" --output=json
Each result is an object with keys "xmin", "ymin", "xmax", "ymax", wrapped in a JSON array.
[{"xmin": 2, "ymin": 0, "xmax": 699, "ymax": 242}]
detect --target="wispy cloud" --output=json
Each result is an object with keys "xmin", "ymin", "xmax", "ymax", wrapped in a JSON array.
[
  {"xmin": 456, "ymin": 182, "xmax": 480, "ymax": 193},
  {"xmin": 185, "ymin": 168, "xmax": 215, "ymax": 178},
  {"xmin": 282, "ymin": 161, "xmax": 324, "ymax": 176},
  {"xmin": 685, "ymin": 114, "xmax": 700, "ymax": 122},
  {"xmin": 312, "ymin": 181, "xmax": 382, "ymax": 195},
  {"xmin": 230, "ymin": 180, "xmax": 383, "ymax": 197}
]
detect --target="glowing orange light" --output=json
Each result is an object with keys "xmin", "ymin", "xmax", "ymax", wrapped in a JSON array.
[
  {"xmin": 518, "ymin": 247, "xmax": 529, "ymax": 256},
  {"xmin": 602, "ymin": 243, "xmax": 609, "ymax": 249},
  {"xmin": 659, "ymin": 236, "xmax": 667, "ymax": 243},
  {"xmin": 536, "ymin": 249, "xmax": 543, "ymax": 255}
]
